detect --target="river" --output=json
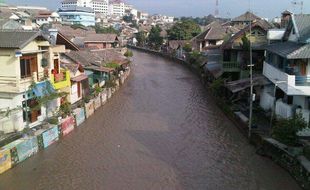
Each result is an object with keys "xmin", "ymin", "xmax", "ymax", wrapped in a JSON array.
[{"xmin": 0, "ymin": 50, "xmax": 301, "ymax": 190}]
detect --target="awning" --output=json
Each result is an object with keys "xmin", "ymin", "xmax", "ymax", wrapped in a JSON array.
[
  {"xmin": 204, "ymin": 62, "xmax": 223, "ymax": 78},
  {"xmin": 71, "ymin": 74, "xmax": 88, "ymax": 82},
  {"xmin": 32, "ymin": 81, "xmax": 56, "ymax": 97},
  {"xmin": 225, "ymin": 75, "xmax": 270, "ymax": 93}
]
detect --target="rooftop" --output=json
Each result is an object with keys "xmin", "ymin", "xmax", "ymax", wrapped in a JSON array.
[{"xmin": 0, "ymin": 30, "xmax": 41, "ymax": 49}]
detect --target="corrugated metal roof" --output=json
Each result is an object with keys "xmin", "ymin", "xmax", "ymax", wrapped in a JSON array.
[
  {"xmin": 288, "ymin": 43, "xmax": 310, "ymax": 59},
  {"xmin": 265, "ymin": 41, "xmax": 310, "ymax": 59},
  {"xmin": 0, "ymin": 30, "xmax": 41, "ymax": 48},
  {"xmin": 294, "ymin": 14, "xmax": 310, "ymax": 43}
]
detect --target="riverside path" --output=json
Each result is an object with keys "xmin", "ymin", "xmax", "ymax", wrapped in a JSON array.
[{"xmin": 0, "ymin": 50, "xmax": 301, "ymax": 190}]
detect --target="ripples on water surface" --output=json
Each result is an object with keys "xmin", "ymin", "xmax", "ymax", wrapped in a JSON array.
[{"xmin": 0, "ymin": 50, "xmax": 301, "ymax": 190}]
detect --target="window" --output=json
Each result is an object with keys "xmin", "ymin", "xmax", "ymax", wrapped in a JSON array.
[{"xmin": 20, "ymin": 55, "xmax": 37, "ymax": 79}]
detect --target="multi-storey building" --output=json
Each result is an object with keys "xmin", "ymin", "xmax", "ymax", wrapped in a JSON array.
[
  {"xmin": 109, "ymin": 2, "xmax": 125, "ymax": 17},
  {"xmin": 260, "ymin": 14, "xmax": 310, "ymax": 123},
  {"xmin": 61, "ymin": 0, "xmax": 109, "ymax": 15},
  {"xmin": 0, "ymin": 30, "xmax": 68, "ymax": 133},
  {"xmin": 58, "ymin": 6, "xmax": 96, "ymax": 26}
]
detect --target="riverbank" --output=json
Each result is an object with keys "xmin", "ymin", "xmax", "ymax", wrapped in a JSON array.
[
  {"xmin": 129, "ymin": 45, "xmax": 310, "ymax": 190},
  {"xmin": 0, "ymin": 49, "xmax": 303, "ymax": 190},
  {"xmin": 0, "ymin": 68, "xmax": 131, "ymax": 176}
]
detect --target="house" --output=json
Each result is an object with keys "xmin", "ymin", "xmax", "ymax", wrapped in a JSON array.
[
  {"xmin": 0, "ymin": 19, "xmax": 23, "ymax": 30},
  {"xmin": 192, "ymin": 21, "xmax": 231, "ymax": 52},
  {"xmin": 35, "ymin": 11, "xmax": 53, "ymax": 26},
  {"xmin": 62, "ymin": 50, "xmax": 113, "ymax": 88},
  {"xmin": 230, "ymin": 11, "xmax": 263, "ymax": 29},
  {"xmin": 220, "ymin": 20, "xmax": 271, "ymax": 80},
  {"xmin": 260, "ymin": 14, "xmax": 310, "ymax": 123},
  {"xmin": 166, "ymin": 40, "xmax": 191, "ymax": 58},
  {"xmin": 84, "ymin": 33, "xmax": 119, "ymax": 49},
  {"xmin": 60, "ymin": 58, "xmax": 90, "ymax": 104},
  {"xmin": 0, "ymin": 30, "xmax": 64, "ymax": 133}
]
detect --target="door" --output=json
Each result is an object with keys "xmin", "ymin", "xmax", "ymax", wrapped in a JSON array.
[
  {"xmin": 30, "ymin": 56, "xmax": 38, "ymax": 80},
  {"xmin": 54, "ymin": 59, "xmax": 59, "ymax": 74},
  {"xmin": 77, "ymin": 82, "xmax": 81, "ymax": 98}
]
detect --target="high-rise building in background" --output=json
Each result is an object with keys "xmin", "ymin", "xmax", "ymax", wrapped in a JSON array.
[
  {"xmin": 61, "ymin": 0, "xmax": 134, "ymax": 17},
  {"xmin": 61, "ymin": 0, "xmax": 109, "ymax": 15}
]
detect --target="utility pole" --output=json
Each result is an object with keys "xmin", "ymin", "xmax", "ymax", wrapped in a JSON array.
[{"xmin": 248, "ymin": 0, "xmax": 254, "ymax": 138}]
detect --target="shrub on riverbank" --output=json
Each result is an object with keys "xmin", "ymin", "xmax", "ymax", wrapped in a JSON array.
[{"xmin": 272, "ymin": 114, "xmax": 307, "ymax": 146}]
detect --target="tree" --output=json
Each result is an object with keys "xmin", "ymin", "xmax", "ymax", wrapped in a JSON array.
[
  {"xmin": 187, "ymin": 50, "xmax": 203, "ymax": 66},
  {"xmin": 272, "ymin": 114, "xmax": 307, "ymax": 146},
  {"xmin": 93, "ymin": 24, "xmax": 119, "ymax": 34},
  {"xmin": 183, "ymin": 43, "xmax": 192, "ymax": 53},
  {"xmin": 240, "ymin": 34, "xmax": 251, "ymax": 69},
  {"xmin": 148, "ymin": 25, "xmax": 163, "ymax": 50},
  {"xmin": 136, "ymin": 31, "xmax": 147, "ymax": 47},
  {"xmin": 124, "ymin": 50, "xmax": 133, "ymax": 57},
  {"xmin": 168, "ymin": 20, "xmax": 201, "ymax": 40},
  {"xmin": 123, "ymin": 15, "xmax": 133, "ymax": 23}
]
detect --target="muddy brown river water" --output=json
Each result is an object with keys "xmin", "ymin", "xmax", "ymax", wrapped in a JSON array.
[{"xmin": 0, "ymin": 50, "xmax": 301, "ymax": 190}]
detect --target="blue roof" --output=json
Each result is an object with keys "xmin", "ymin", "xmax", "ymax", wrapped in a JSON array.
[{"xmin": 32, "ymin": 81, "xmax": 56, "ymax": 97}]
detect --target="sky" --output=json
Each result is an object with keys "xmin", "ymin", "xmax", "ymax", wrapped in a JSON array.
[{"xmin": 5, "ymin": 0, "xmax": 310, "ymax": 19}]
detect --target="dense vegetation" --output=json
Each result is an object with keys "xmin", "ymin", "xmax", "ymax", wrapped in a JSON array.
[{"xmin": 167, "ymin": 20, "xmax": 201, "ymax": 40}]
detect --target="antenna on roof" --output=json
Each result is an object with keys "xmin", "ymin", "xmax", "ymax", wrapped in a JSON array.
[
  {"xmin": 291, "ymin": 0, "xmax": 303, "ymax": 14},
  {"xmin": 214, "ymin": 0, "xmax": 219, "ymax": 17}
]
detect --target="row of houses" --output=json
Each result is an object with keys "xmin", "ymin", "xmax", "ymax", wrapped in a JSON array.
[
  {"xmin": 0, "ymin": 28, "xmax": 130, "ymax": 135},
  {"xmin": 165, "ymin": 11, "xmax": 310, "ymax": 127}
]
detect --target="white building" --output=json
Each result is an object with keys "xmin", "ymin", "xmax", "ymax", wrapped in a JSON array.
[
  {"xmin": 61, "ymin": 0, "xmax": 109, "ymax": 15},
  {"xmin": 260, "ymin": 14, "xmax": 310, "ymax": 123},
  {"xmin": 109, "ymin": 2, "xmax": 125, "ymax": 17}
]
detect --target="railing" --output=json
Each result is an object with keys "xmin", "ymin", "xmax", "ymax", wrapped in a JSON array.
[
  {"xmin": 222, "ymin": 61, "xmax": 240, "ymax": 72},
  {"xmin": 263, "ymin": 62, "xmax": 310, "ymax": 95},
  {"xmin": 295, "ymin": 76, "xmax": 310, "ymax": 86}
]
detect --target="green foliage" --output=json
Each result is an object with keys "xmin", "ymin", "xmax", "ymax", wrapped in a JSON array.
[
  {"xmin": 59, "ymin": 101, "xmax": 71, "ymax": 117},
  {"xmin": 148, "ymin": 25, "xmax": 164, "ymax": 50},
  {"xmin": 272, "ymin": 114, "xmax": 307, "ymax": 146},
  {"xmin": 47, "ymin": 117, "xmax": 58, "ymax": 125},
  {"xmin": 210, "ymin": 77, "xmax": 225, "ymax": 96},
  {"xmin": 183, "ymin": 43, "xmax": 192, "ymax": 53},
  {"xmin": 71, "ymin": 24, "xmax": 86, "ymax": 30},
  {"xmin": 105, "ymin": 62, "xmax": 120, "ymax": 69},
  {"xmin": 93, "ymin": 85, "xmax": 103, "ymax": 97},
  {"xmin": 179, "ymin": 15, "xmax": 221, "ymax": 26},
  {"xmin": 136, "ymin": 31, "xmax": 147, "ymax": 46},
  {"xmin": 83, "ymin": 95, "xmax": 91, "ymax": 104},
  {"xmin": 187, "ymin": 50, "xmax": 203, "ymax": 66},
  {"xmin": 41, "ymin": 58, "xmax": 48, "ymax": 68},
  {"xmin": 105, "ymin": 79, "xmax": 116, "ymax": 88},
  {"xmin": 304, "ymin": 145, "xmax": 310, "ymax": 160},
  {"xmin": 168, "ymin": 20, "xmax": 201, "ymax": 40},
  {"xmin": 241, "ymin": 34, "xmax": 250, "ymax": 51},
  {"xmin": 93, "ymin": 24, "xmax": 119, "ymax": 34},
  {"xmin": 124, "ymin": 50, "xmax": 134, "ymax": 57},
  {"xmin": 123, "ymin": 15, "xmax": 133, "ymax": 23}
]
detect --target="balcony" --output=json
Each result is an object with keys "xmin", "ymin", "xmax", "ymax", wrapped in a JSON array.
[
  {"xmin": 222, "ymin": 61, "xmax": 240, "ymax": 72},
  {"xmin": 50, "ymin": 70, "xmax": 71, "ymax": 90},
  {"xmin": 263, "ymin": 62, "xmax": 310, "ymax": 96}
]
